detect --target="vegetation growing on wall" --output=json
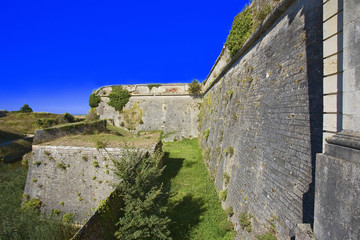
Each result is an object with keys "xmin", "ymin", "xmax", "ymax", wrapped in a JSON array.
[
  {"xmin": 225, "ymin": 1, "xmax": 275, "ymax": 57},
  {"xmin": 122, "ymin": 102, "xmax": 143, "ymax": 132},
  {"xmin": 0, "ymin": 163, "xmax": 77, "ymax": 239},
  {"xmin": 188, "ymin": 79, "xmax": 202, "ymax": 95},
  {"xmin": 225, "ymin": 6, "xmax": 254, "ymax": 57},
  {"xmin": 147, "ymin": 84, "xmax": 161, "ymax": 91},
  {"xmin": 89, "ymin": 92, "xmax": 101, "ymax": 108},
  {"xmin": 108, "ymin": 86, "xmax": 131, "ymax": 112}
]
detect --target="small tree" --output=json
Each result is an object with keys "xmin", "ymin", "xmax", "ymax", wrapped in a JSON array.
[
  {"xmin": 57, "ymin": 113, "xmax": 75, "ymax": 124},
  {"xmin": 108, "ymin": 86, "xmax": 131, "ymax": 112},
  {"xmin": 85, "ymin": 108, "xmax": 99, "ymax": 121},
  {"xmin": 112, "ymin": 151, "xmax": 171, "ymax": 240},
  {"xmin": 89, "ymin": 92, "xmax": 101, "ymax": 108},
  {"xmin": 20, "ymin": 104, "xmax": 33, "ymax": 113},
  {"xmin": 188, "ymin": 80, "xmax": 201, "ymax": 95}
]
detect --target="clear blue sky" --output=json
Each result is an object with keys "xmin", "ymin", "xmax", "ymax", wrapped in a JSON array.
[{"xmin": 1, "ymin": 0, "xmax": 249, "ymax": 114}]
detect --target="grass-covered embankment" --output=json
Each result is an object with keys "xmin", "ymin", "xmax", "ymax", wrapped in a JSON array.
[
  {"xmin": 0, "ymin": 163, "xmax": 77, "ymax": 239},
  {"xmin": 162, "ymin": 139, "xmax": 235, "ymax": 239}
]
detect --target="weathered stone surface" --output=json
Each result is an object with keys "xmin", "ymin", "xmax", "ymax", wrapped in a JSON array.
[
  {"xmin": 23, "ymin": 143, "xmax": 158, "ymax": 223},
  {"xmin": 95, "ymin": 84, "xmax": 201, "ymax": 141},
  {"xmin": 199, "ymin": 0, "xmax": 322, "ymax": 239},
  {"xmin": 314, "ymin": 133, "xmax": 360, "ymax": 240}
]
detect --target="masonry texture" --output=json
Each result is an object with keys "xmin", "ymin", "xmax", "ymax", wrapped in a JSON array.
[
  {"xmin": 24, "ymin": 144, "xmax": 158, "ymax": 223},
  {"xmin": 95, "ymin": 84, "xmax": 201, "ymax": 141},
  {"xmin": 199, "ymin": 0, "xmax": 322, "ymax": 239}
]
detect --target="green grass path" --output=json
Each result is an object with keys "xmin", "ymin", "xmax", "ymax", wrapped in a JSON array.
[{"xmin": 161, "ymin": 139, "xmax": 234, "ymax": 240}]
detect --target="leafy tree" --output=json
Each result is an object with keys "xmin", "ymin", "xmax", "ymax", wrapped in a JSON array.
[
  {"xmin": 108, "ymin": 86, "xmax": 131, "ymax": 112},
  {"xmin": 89, "ymin": 93, "xmax": 101, "ymax": 108},
  {"xmin": 112, "ymin": 151, "xmax": 171, "ymax": 240},
  {"xmin": 20, "ymin": 104, "xmax": 33, "ymax": 113},
  {"xmin": 188, "ymin": 80, "xmax": 202, "ymax": 95}
]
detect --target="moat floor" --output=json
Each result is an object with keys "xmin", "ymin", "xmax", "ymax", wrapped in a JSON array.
[{"xmin": 161, "ymin": 139, "xmax": 234, "ymax": 240}]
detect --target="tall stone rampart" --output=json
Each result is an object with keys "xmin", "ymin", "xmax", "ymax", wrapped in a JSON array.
[
  {"xmin": 24, "ymin": 143, "xmax": 158, "ymax": 223},
  {"xmin": 199, "ymin": 0, "xmax": 322, "ymax": 239},
  {"xmin": 95, "ymin": 84, "xmax": 201, "ymax": 141}
]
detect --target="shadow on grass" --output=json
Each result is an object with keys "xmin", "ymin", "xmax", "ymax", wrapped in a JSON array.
[
  {"xmin": 160, "ymin": 152, "xmax": 184, "ymax": 183},
  {"xmin": 160, "ymin": 152, "xmax": 206, "ymax": 239},
  {"xmin": 0, "ymin": 129, "xmax": 22, "ymax": 144},
  {"xmin": 167, "ymin": 194, "xmax": 206, "ymax": 240}
]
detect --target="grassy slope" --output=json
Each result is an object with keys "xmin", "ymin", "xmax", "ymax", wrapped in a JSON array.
[
  {"xmin": 162, "ymin": 139, "xmax": 234, "ymax": 240},
  {"xmin": 0, "ymin": 112, "xmax": 60, "ymax": 142},
  {"xmin": 0, "ymin": 163, "xmax": 77, "ymax": 239}
]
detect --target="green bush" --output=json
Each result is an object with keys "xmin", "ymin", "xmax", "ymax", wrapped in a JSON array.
[
  {"xmin": 225, "ymin": 6, "xmax": 253, "ymax": 57},
  {"xmin": 57, "ymin": 113, "xmax": 75, "ymax": 124},
  {"xmin": 147, "ymin": 84, "xmax": 161, "ymax": 91},
  {"xmin": 108, "ymin": 86, "xmax": 131, "ymax": 112},
  {"xmin": 188, "ymin": 79, "xmax": 202, "ymax": 95},
  {"xmin": 112, "ymin": 150, "xmax": 171, "ymax": 240},
  {"xmin": 89, "ymin": 92, "xmax": 101, "ymax": 108},
  {"xmin": 20, "ymin": 104, "xmax": 33, "ymax": 113}
]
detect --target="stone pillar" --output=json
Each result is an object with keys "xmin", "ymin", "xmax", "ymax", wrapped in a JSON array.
[{"xmin": 314, "ymin": 0, "xmax": 360, "ymax": 239}]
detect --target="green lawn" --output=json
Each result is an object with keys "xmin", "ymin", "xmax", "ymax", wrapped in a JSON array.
[{"xmin": 161, "ymin": 139, "xmax": 234, "ymax": 240}]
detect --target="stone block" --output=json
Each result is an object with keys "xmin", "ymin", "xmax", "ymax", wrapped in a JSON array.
[
  {"xmin": 323, "ymin": 94, "xmax": 338, "ymax": 113},
  {"xmin": 323, "ymin": 33, "xmax": 342, "ymax": 58},
  {"xmin": 323, "ymin": 0, "xmax": 341, "ymax": 22},
  {"xmin": 323, "ymin": 54, "xmax": 339, "ymax": 76},
  {"xmin": 323, "ymin": 12, "xmax": 343, "ymax": 40},
  {"xmin": 323, "ymin": 113, "xmax": 338, "ymax": 132},
  {"xmin": 323, "ymin": 74, "xmax": 339, "ymax": 94}
]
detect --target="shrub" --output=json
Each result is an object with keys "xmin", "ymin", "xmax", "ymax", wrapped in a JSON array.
[
  {"xmin": 20, "ymin": 104, "xmax": 33, "ymax": 113},
  {"xmin": 122, "ymin": 102, "xmax": 143, "ymax": 132},
  {"xmin": 147, "ymin": 84, "xmax": 161, "ymax": 91},
  {"xmin": 95, "ymin": 141, "xmax": 105, "ymax": 149},
  {"xmin": 33, "ymin": 161, "xmax": 41, "ymax": 166},
  {"xmin": 62, "ymin": 212, "xmax": 75, "ymax": 223},
  {"xmin": 86, "ymin": 108, "xmax": 99, "ymax": 121},
  {"xmin": 239, "ymin": 212, "xmax": 252, "ymax": 232},
  {"xmin": 22, "ymin": 198, "xmax": 42, "ymax": 212},
  {"xmin": 108, "ymin": 86, "xmax": 131, "ymax": 112},
  {"xmin": 188, "ymin": 79, "xmax": 202, "ymax": 95},
  {"xmin": 219, "ymin": 189, "xmax": 228, "ymax": 201},
  {"xmin": 89, "ymin": 92, "xmax": 101, "ymax": 108},
  {"xmin": 225, "ymin": 6, "xmax": 253, "ymax": 57},
  {"xmin": 93, "ymin": 161, "xmax": 99, "ymax": 167},
  {"xmin": 57, "ymin": 113, "xmax": 75, "ymax": 124},
  {"xmin": 112, "ymin": 150, "xmax": 171, "ymax": 239}
]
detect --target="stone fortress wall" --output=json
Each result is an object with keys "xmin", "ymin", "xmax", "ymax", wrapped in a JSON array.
[
  {"xmin": 23, "ymin": 0, "xmax": 360, "ymax": 238},
  {"xmin": 95, "ymin": 84, "xmax": 202, "ymax": 141},
  {"xmin": 199, "ymin": 0, "xmax": 323, "ymax": 238}
]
